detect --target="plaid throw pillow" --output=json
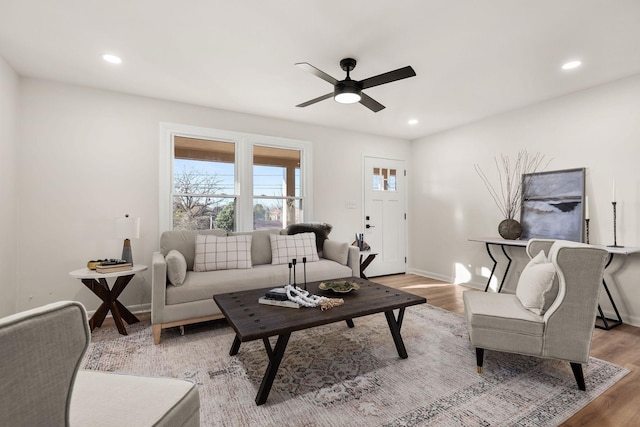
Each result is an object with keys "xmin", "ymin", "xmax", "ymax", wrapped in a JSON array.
[
  {"xmin": 270, "ymin": 232, "xmax": 319, "ymax": 265},
  {"xmin": 194, "ymin": 234, "xmax": 252, "ymax": 272}
]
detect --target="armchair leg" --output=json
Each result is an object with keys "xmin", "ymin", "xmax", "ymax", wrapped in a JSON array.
[
  {"xmin": 570, "ymin": 362, "xmax": 586, "ymax": 391},
  {"xmin": 476, "ymin": 348, "xmax": 484, "ymax": 374}
]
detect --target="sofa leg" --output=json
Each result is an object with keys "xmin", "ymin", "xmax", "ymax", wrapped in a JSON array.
[
  {"xmin": 570, "ymin": 362, "xmax": 586, "ymax": 391},
  {"xmin": 153, "ymin": 324, "xmax": 162, "ymax": 345},
  {"xmin": 476, "ymin": 348, "xmax": 484, "ymax": 374}
]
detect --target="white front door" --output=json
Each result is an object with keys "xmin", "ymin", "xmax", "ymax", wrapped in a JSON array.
[{"xmin": 363, "ymin": 157, "xmax": 406, "ymax": 277}]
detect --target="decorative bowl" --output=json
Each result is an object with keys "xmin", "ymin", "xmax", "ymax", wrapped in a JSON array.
[{"xmin": 319, "ymin": 280, "xmax": 360, "ymax": 293}]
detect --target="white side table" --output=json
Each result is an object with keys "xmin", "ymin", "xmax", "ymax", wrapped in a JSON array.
[{"xmin": 69, "ymin": 264, "xmax": 147, "ymax": 335}]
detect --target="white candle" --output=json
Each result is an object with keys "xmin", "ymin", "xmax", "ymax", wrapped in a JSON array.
[
  {"xmin": 585, "ymin": 196, "xmax": 589, "ymax": 219},
  {"xmin": 612, "ymin": 179, "xmax": 616, "ymax": 202}
]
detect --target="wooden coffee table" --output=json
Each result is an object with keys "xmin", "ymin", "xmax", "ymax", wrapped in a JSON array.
[{"xmin": 213, "ymin": 277, "xmax": 426, "ymax": 405}]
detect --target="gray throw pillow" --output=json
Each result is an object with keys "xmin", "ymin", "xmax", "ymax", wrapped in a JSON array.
[{"xmin": 166, "ymin": 250, "xmax": 187, "ymax": 286}]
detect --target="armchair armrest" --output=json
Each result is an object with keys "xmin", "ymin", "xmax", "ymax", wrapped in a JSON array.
[{"xmin": 151, "ymin": 252, "xmax": 168, "ymax": 325}]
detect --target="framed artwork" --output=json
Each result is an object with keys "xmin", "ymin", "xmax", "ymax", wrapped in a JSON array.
[{"xmin": 520, "ymin": 168, "xmax": 585, "ymax": 242}]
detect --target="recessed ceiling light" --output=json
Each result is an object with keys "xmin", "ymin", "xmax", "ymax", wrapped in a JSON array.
[
  {"xmin": 102, "ymin": 54, "xmax": 122, "ymax": 64},
  {"xmin": 561, "ymin": 60, "xmax": 582, "ymax": 70},
  {"xmin": 408, "ymin": 119, "xmax": 419, "ymax": 125}
]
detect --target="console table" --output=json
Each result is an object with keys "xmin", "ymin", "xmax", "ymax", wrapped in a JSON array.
[{"xmin": 469, "ymin": 237, "xmax": 640, "ymax": 330}]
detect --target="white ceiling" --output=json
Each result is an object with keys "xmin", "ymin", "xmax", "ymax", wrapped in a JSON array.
[{"xmin": 2, "ymin": 0, "xmax": 640, "ymax": 140}]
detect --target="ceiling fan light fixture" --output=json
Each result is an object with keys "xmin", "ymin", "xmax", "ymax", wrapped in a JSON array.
[
  {"xmin": 334, "ymin": 80, "xmax": 362, "ymax": 104},
  {"xmin": 335, "ymin": 91, "xmax": 361, "ymax": 104}
]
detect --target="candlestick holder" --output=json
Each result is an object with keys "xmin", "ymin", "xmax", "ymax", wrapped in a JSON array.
[
  {"xmin": 608, "ymin": 201, "xmax": 624, "ymax": 248},
  {"xmin": 584, "ymin": 218, "xmax": 590, "ymax": 244}
]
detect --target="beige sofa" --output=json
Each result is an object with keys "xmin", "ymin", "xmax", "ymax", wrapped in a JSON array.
[{"xmin": 151, "ymin": 228, "xmax": 359, "ymax": 344}]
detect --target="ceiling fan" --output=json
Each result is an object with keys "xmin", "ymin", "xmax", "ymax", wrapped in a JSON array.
[{"xmin": 295, "ymin": 58, "xmax": 416, "ymax": 112}]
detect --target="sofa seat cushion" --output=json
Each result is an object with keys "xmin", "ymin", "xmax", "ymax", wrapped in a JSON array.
[
  {"xmin": 70, "ymin": 370, "xmax": 200, "ymax": 427},
  {"xmin": 166, "ymin": 260, "xmax": 353, "ymax": 305},
  {"xmin": 463, "ymin": 291, "xmax": 545, "ymax": 336}
]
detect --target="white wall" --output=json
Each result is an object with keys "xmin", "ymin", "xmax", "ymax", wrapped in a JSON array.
[
  {"xmin": 16, "ymin": 78, "xmax": 409, "ymax": 313},
  {"xmin": 409, "ymin": 73, "xmax": 640, "ymax": 325},
  {"xmin": 0, "ymin": 56, "xmax": 18, "ymax": 317}
]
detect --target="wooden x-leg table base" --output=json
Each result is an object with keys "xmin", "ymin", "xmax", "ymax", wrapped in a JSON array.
[{"xmin": 81, "ymin": 275, "xmax": 139, "ymax": 335}]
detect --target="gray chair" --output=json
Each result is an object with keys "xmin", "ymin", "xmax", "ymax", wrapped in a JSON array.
[
  {"xmin": 0, "ymin": 301, "xmax": 200, "ymax": 426},
  {"xmin": 463, "ymin": 239, "xmax": 608, "ymax": 390}
]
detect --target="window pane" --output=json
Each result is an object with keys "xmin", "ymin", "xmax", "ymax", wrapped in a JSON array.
[
  {"xmin": 173, "ymin": 137, "xmax": 235, "ymax": 230},
  {"xmin": 388, "ymin": 169, "xmax": 397, "ymax": 191},
  {"xmin": 173, "ymin": 196, "xmax": 235, "ymax": 231},
  {"xmin": 253, "ymin": 198, "xmax": 301, "ymax": 230},
  {"xmin": 253, "ymin": 146, "xmax": 301, "ymax": 229}
]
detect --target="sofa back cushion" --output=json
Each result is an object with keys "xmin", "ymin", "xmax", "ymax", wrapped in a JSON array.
[
  {"xmin": 161, "ymin": 229, "xmax": 227, "ymax": 271},
  {"xmin": 229, "ymin": 229, "xmax": 282, "ymax": 266}
]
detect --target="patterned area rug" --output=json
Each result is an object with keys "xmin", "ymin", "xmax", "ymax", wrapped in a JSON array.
[{"xmin": 84, "ymin": 304, "xmax": 627, "ymax": 426}]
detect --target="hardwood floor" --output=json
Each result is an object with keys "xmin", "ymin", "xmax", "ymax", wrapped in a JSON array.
[{"xmin": 375, "ymin": 274, "xmax": 640, "ymax": 427}]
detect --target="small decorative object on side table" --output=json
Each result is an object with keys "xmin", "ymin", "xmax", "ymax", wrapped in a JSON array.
[{"xmin": 69, "ymin": 264, "xmax": 147, "ymax": 335}]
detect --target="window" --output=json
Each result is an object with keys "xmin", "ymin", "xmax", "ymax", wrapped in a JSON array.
[
  {"xmin": 159, "ymin": 123, "xmax": 312, "ymax": 233},
  {"xmin": 173, "ymin": 137, "xmax": 236, "ymax": 231},
  {"xmin": 253, "ymin": 146, "xmax": 302, "ymax": 230}
]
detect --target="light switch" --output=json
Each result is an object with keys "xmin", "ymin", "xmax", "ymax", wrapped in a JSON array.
[{"xmin": 345, "ymin": 200, "xmax": 357, "ymax": 209}]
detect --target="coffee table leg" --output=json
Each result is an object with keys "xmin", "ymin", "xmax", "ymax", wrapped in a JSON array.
[
  {"xmin": 346, "ymin": 319, "xmax": 355, "ymax": 328},
  {"xmin": 256, "ymin": 333, "xmax": 291, "ymax": 405},
  {"xmin": 230, "ymin": 335, "xmax": 241, "ymax": 356},
  {"xmin": 385, "ymin": 308, "xmax": 408, "ymax": 359}
]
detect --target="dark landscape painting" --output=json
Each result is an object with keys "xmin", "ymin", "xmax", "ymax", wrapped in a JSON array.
[{"xmin": 520, "ymin": 168, "xmax": 585, "ymax": 242}]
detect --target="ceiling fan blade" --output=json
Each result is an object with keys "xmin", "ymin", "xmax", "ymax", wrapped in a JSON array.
[
  {"xmin": 295, "ymin": 62, "xmax": 339, "ymax": 85},
  {"xmin": 359, "ymin": 93, "xmax": 385, "ymax": 112},
  {"xmin": 360, "ymin": 66, "xmax": 416, "ymax": 89},
  {"xmin": 296, "ymin": 92, "xmax": 333, "ymax": 108}
]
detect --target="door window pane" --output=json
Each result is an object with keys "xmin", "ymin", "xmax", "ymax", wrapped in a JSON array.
[{"xmin": 372, "ymin": 167, "xmax": 397, "ymax": 192}]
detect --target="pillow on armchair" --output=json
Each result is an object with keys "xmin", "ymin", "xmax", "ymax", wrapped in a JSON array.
[{"xmin": 515, "ymin": 250, "xmax": 558, "ymax": 315}]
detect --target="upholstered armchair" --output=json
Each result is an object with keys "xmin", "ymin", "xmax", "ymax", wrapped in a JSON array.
[
  {"xmin": 463, "ymin": 239, "xmax": 608, "ymax": 390},
  {"xmin": 0, "ymin": 301, "xmax": 200, "ymax": 426}
]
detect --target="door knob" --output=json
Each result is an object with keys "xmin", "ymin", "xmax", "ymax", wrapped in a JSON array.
[{"xmin": 366, "ymin": 224, "xmax": 375, "ymax": 229}]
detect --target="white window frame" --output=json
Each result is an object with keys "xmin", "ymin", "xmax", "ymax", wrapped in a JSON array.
[{"xmin": 159, "ymin": 122, "xmax": 313, "ymax": 235}]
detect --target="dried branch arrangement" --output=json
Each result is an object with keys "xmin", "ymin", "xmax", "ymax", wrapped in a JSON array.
[{"xmin": 474, "ymin": 150, "xmax": 550, "ymax": 220}]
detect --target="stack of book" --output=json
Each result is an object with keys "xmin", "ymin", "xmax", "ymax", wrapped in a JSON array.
[
  {"xmin": 258, "ymin": 288, "xmax": 300, "ymax": 309},
  {"xmin": 95, "ymin": 260, "xmax": 132, "ymax": 273}
]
